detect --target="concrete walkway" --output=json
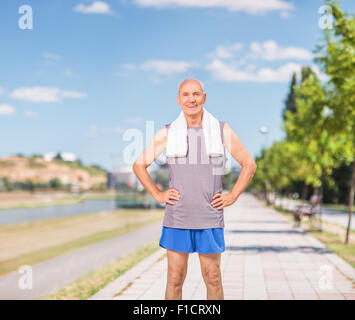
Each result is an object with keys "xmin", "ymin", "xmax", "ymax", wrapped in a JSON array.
[{"xmin": 91, "ymin": 193, "xmax": 355, "ymax": 300}]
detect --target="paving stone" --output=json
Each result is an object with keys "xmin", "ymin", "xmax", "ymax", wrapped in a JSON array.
[{"xmin": 90, "ymin": 193, "xmax": 355, "ymax": 301}]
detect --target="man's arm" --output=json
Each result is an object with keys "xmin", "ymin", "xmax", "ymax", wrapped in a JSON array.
[
  {"xmin": 132, "ymin": 125, "xmax": 168, "ymax": 201},
  {"xmin": 223, "ymin": 122, "xmax": 257, "ymax": 201}
]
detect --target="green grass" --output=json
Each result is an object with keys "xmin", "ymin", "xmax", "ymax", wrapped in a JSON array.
[
  {"xmin": 0, "ymin": 193, "xmax": 148, "ymax": 210},
  {"xmin": 52, "ymin": 159, "xmax": 106, "ymax": 177},
  {"xmin": 276, "ymin": 195, "xmax": 355, "ymax": 213},
  {"xmin": 265, "ymin": 198, "xmax": 355, "ymax": 270},
  {"xmin": 322, "ymin": 203, "xmax": 355, "ymax": 213},
  {"xmin": 83, "ymin": 194, "xmax": 117, "ymax": 200},
  {"xmin": 38, "ymin": 239, "xmax": 162, "ymax": 300},
  {"xmin": 0, "ymin": 196, "xmax": 85, "ymax": 210},
  {"xmin": 28, "ymin": 159, "xmax": 47, "ymax": 169}
]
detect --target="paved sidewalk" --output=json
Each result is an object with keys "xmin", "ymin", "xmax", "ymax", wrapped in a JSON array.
[{"xmin": 91, "ymin": 193, "xmax": 355, "ymax": 300}]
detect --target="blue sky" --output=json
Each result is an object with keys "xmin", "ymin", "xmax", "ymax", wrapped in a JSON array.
[{"xmin": 0, "ymin": 0, "xmax": 354, "ymax": 171}]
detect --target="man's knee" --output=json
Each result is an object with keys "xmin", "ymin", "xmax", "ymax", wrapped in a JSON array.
[
  {"xmin": 167, "ymin": 270, "xmax": 186, "ymax": 288},
  {"xmin": 202, "ymin": 267, "xmax": 222, "ymax": 287}
]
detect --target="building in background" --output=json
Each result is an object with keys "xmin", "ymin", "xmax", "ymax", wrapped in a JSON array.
[
  {"xmin": 107, "ymin": 166, "xmax": 139, "ymax": 190},
  {"xmin": 44, "ymin": 152, "xmax": 77, "ymax": 162}
]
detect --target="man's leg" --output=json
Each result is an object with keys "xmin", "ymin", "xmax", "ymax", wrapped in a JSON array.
[
  {"xmin": 165, "ymin": 249, "xmax": 189, "ymax": 300},
  {"xmin": 198, "ymin": 252, "xmax": 224, "ymax": 300}
]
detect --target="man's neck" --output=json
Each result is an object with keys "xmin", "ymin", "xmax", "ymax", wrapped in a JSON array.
[{"xmin": 185, "ymin": 109, "xmax": 204, "ymax": 127}]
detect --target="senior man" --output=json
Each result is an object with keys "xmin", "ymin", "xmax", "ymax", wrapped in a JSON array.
[{"xmin": 132, "ymin": 78, "xmax": 257, "ymax": 300}]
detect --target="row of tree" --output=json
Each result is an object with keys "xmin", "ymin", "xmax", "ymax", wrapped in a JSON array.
[
  {"xmin": 0, "ymin": 177, "xmax": 70, "ymax": 192},
  {"xmin": 250, "ymin": 0, "xmax": 354, "ymax": 243}
]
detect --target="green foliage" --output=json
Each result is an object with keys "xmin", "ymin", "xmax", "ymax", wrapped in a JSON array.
[
  {"xmin": 282, "ymin": 72, "xmax": 297, "ymax": 121},
  {"xmin": 28, "ymin": 159, "xmax": 47, "ymax": 169},
  {"xmin": 283, "ymin": 70, "xmax": 350, "ymax": 188},
  {"xmin": 244, "ymin": 1, "xmax": 354, "ymax": 208},
  {"xmin": 315, "ymin": 0, "xmax": 354, "ymax": 153},
  {"xmin": 90, "ymin": 183, "xmax": 107, "ymax": 191},
  {"xmin": 53, "ymin": 158, "xmax": 106, "ymax": 176},
  {"xmin": 49, "ymin": 178, "xmax": 62, "ymax": 189}
]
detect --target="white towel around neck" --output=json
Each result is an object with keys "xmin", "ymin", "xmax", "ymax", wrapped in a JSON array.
[{"xmin": 165, "ymin": 107, "xmax": 224, "ymax": 158}]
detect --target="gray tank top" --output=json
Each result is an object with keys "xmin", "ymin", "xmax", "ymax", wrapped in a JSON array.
[{"xmin": 162, "ymin": 120, "xmax": 226, "ymax": 229}]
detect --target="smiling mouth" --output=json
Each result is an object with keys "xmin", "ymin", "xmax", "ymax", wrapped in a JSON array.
[{"xmin": 187, "ymin": 105, "xmax": 197, "ymax": 108}]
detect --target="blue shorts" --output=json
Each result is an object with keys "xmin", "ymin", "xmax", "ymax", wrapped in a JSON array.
[{"xmin": 159, "ymin": 226, "xmax": 225, "ymax": 254}]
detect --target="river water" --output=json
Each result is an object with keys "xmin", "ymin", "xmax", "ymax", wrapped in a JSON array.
[{"xmin": 0, "ymin": 199, "xmax": 118, "ymax": 226}]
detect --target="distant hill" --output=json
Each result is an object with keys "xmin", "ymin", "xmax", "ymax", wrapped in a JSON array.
[{"xmin": 0, "ymin": 156, "xmax": 107, "ymax": 191}]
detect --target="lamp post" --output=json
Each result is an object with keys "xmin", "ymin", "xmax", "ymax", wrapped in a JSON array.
[
  {"xmin": 259, "ymin": 126, "xmax": 268, "ymax": 150},
  {"xmin": 259, "ymin": 126, "xmax": 271, "ymax": 205}
]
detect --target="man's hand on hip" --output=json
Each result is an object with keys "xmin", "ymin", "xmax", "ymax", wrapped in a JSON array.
[
  {"xmin": 155, "ymin": 189, "xmax": 181, "ymax": 205},
  {"xmin": 211, "ymin": 192, "xmax": 237, "ymax": 210}
]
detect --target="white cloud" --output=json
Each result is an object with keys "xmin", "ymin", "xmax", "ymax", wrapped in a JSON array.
[
  {"xmin": 132, "ymin": 0, "xmax": 294, "ymax": 15},
  {"xmin": 0, "ymin": 104, "xmax": 15, "ymax": 115},
  {"xmin": 204, "ymin": 40, "xmax": 321, "ymax": 83},
  {"xmin": 61, "ymin": 91, "xmax": 87, "ymax": 99},
  {"xmin": 10, "ymin": 87, "xmax": 60, "ymax": 102},
  {"xmin": 23, "ymin": 111, "xmax": 40, "ymax": 118},
  {"xmin": 74, "ymin": 1, "xmax": 114, "ymax": 15},
  {"xmin": 248, "ymin": 40, "xmax": 313, "ymax": 60},
  {"xmin": 10, "ymin": 87, "xmax": 86, "ymax": 102},
  {"xmin": 280, "ymin": 10, "xmax": 291, "ymax": 18},
  {"xmin": 140, "ymin": 60, "xmax": 192, "ymax": 75},
  {"xmin": 206, "ymin": 59, "xmax": 324, "ymax": 83},
  {"xmin": 43, "ymin": 52, "xmax": 61, "ymax": 61},
  {"xmin": 207, "ymin": 43, "xmax": 243, "ymax": 59}
]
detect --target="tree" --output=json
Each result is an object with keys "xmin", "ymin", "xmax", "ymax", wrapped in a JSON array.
[
  {"xmin": 315, "ymin": 0, "xmax": 354, "ymax": 243},
  {"xmin": 284, "ymin": 70, "xmax": 350, "ymax": 231},
  {"xmin": 54, "ymin": 153, "xmax": 63, "ymax": 161},
  {"xmin": 49, "ymin": 178, "xmax": 62, "ymax": 189},
  {"xmin": 282, "ymin": 72, "xmax": 297, "ymax": 121},
  {"xmin": 251, "ymin": 140, "xmax": 301, "ymax": 205},
  {"xmin": 301, "ymin": 66, "xmax": 316, "ymax": 83}
]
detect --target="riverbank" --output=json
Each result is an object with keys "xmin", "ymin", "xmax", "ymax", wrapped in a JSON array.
[
  {"xmin": 38, "ymin": 239, "xmax": 161, "ymax": 300},
  {"xmin": 0, "ymin": 191, "xmax": 117, "ymax": 210},
  {"xmin": 0, "ymin": 207, "xmax": 164, "ymax": 277}
]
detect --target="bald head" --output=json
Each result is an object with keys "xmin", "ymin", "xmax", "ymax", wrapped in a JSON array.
[{"xmin": 178, "ymin": 78, "xmax": 204, "ymax": 95}]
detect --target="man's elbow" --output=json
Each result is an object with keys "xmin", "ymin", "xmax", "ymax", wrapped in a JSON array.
[
  {"xmin": 132, "ymin": 162, "xmax": 139, "ymax": 174},
  {"xmin": 132, "ymin": 161, "xmax": 147, "ymax": 174},
  {"xmin": 244, "ymin": 160, "xmax": 257, "ymax": 172}
]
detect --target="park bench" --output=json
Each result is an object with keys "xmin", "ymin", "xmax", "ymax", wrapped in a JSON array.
[{"xmin": 292, "ymin": 194, "xmax": 321, "ymax": 227}]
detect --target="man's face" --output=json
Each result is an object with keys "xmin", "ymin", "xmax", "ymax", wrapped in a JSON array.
[{"xmin": 177, "ymin": 81, "xmax": 206, "ymax": 116}]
